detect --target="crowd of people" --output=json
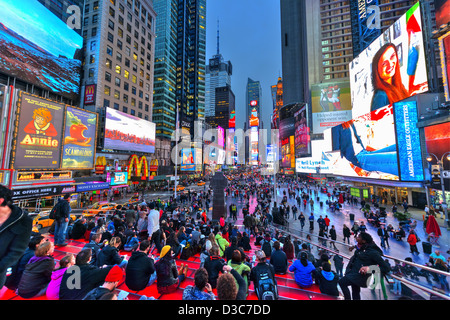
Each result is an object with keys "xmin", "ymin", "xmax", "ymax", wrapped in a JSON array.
[{"xmin": 0, "ymin": 169, "xmax": 449, "ymax": 301}]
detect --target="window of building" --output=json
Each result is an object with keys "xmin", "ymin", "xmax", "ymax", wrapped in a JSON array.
[
  {"xmin": 124, "ymin": 82, "xmax": 129, "ymax": 91},
  {"xmin": 114, "ymin": 103, "xmax": 119, "ymax": 110},
  {"xmin": 115, "ymin": 77, "xmax": 121, "ymax": 87},
  {"xmin": 116, "ymin": 52, "xmax": 122, "ymax": 62},
  {"xmin": 131, "ymin": 109, "xmax": 135, "ymax": 116},
  {"xmin": 119, "ymin": 15, "xmax": 124, "ymax": 25},
  {"xmin": 105, "ymin": 72, "xmax": 111, "ymax": 82},
  {"xmin": 123, "ymin": 106, "xmax": 128, "ymax": 113},
  {"xmin": 124, "ymin": 70, "xmax": 130, "ymax": 79},
  {"xmin": 117, "ymin": 39, "xmax": 122, "ymax": 50},
  {"xmin": 108, "ymin": 20, "xmax": 115, "ymax": 30},
  {"xmin": 118, "ymin": 27, "xmax": 123, "ymax": 38},
  {"xmin": 93, "ymin": 1, "xmax": 99, "ymax": 10},
  {"xmin": 114, "ymin": 90, "xmax": 120, "ymax": 99},
  {"xmin": 106, "ymin": 46, "xmax": 113, "ymax": 56},
  {"xmin": 126, "ymin": 35, "xmax": 131, "ymax": 44},
  {"xmin": 119, "ymin": 4, "xmax": 124, "ymax": 14},
  {"xmin": 91, "ymin": 27, "xmax": 97, "ymax": 37},
  {"xmin": 131, "ymin": 98, "xmax": 136, "ymax": 107},
  {"xmin": 123, "ymin": 95, "xmax": 128, "ymax": 103},
  {"xmin": 115, "ymin": 64, "xmax": 121, "ymax": 74},
  {"xmin": 106, "ymin": 59, "xmax": 112, "ymax": 69},
  {"xmin": 92, "ymin": 14, "xmax": 98, "ymax": 24},
  {"xmin": 109, "ymin": 7, "xmax": 115, "ymax": 18},
  {"xmin": 85, "ymin": 4, "xmax": 90, "ymax": 13},
  {"xmin": 90, "ymin": 54, "xmax": 95, "ymax": 64},
  {"xmin": 88, "ymin": 68, "xmax": 95, "ymax": 78},
  {"xmin": 108, "ymin": 32, "xmax": 114, "ymax": 42},
  {"xmin": 125, "ymin": 58, "xmax": 130, "ymax": 67}
]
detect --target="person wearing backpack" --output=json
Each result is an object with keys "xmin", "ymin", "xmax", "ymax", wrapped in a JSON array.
[
  {"xmin": 250, "ymin": 250, "xmax": 278, "ymax": 300},
  {"xmin": 53, "ymin": 194, "xmax": 72, "ymax": 247}
]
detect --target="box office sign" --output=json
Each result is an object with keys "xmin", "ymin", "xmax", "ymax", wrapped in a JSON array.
[
  {"xmin": 11, "ymin": 92, "xmax": 65, "ymax": 170},
  {"xmin": 12, "ymin": 185, "xmax": 75, "ymax": 201},
  {"xmin": 17, "ymin": 171, "xmax": 72, "ymax": 182}
]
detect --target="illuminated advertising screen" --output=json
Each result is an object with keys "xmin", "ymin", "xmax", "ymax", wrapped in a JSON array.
[
  {"xmin": 424, "ymin": 122, "xmax": 450, "ymax": 190},
  {"xmin": 350, "ymin": 187, "xmax": 360, "ymax": 198},
  {"xmin": 349, "ymin": 2, "xmax": 428, "ymax": 119},
  {"xmin": 11, "ymin": 92, "xmax": 65, "ymax": 170},
  {"xmin": 0, "ymin": 0, "xmax": 83, "ymax": 101},
  {"xmin": 61, "ymin": 107, "xmax": 98, "ymax": 169},
  {"xmin": 249, "ymin": 108, "xmax": 259, "ymax": 127},
  {"xmin": 350, "ymin": 0, "xmax": 381, "ymax": 57},
  {"xmin": 294, "ymin": 104, "xmax": 310, "ymax": 156},
  {"xmin": 330, "ymin": 104, "xmax": 399, "ymax": 180},
  {"xmin": 104, "ymin": 108, "xmax": 155, "ymax": 153},
  {"xmin": 181, "ymin": 148, "xmax": 196, "ymax": 171},
  {"xmin": 434, "ymin": 0, "xmax": 450, "ymax": 28},
  {"xmin": 310, "ymin": 81, "xmax": 353, "ymax": 133},
  {"xmin": 229, "ymin": 110, "xmax": 236, "ymax": 129},
  {"xmin": 110, "ymin": 172, "xmax": 128, "ymax": 186},
  {"xmin": 438, "ymin": 32, "xmax": 450, "ymax": 101},
  {"xmin": 217, "ymin": 126, "xmax": 225, "ymax": 148},
  {"xmin": 281, "ymin": 138, "xmax": 291, "ymax": 168},
  {"xmin": 393, "ymin": 101, "xmax": 424, "ymax": 181},
  {"xmin": 295, "ymin": 138, "xmax": 333, "ymax": 174}
]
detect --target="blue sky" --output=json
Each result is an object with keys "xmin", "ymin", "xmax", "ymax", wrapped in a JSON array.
[
  {"xmin": 0, "ymin": 0, "xmax": 83, "ymax": 58},
  {"xmin": 205, "ymin": 0, "xmax": 282, "ymax": 132}
]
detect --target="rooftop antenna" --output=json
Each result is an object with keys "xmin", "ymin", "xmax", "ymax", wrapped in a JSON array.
[{"xmin": 217, "ymin": 19, "xmax": 220, "ymax": 55}]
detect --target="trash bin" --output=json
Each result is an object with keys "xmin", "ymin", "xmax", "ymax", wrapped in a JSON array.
[
  {"xmin": 422, "ymin": 241, "xmax": 432, "ymax": 254},
  {"xmin": 349, "ymin": 213, "xmax": 355, "ymax": 221}
]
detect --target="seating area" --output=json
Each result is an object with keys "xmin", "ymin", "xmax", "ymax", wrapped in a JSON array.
[{"xmin": 0, "ymin": 234, "xmax": 340, "ymax": 301}]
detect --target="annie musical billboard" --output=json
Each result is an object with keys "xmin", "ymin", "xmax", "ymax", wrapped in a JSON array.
[{"xmin": 11, "ymin": 92, "xmax": 65, "ymax": 170}]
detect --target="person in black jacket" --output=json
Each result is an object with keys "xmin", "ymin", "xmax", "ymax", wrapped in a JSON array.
[
  {"xmin": 315, "ymin": 261, "xmax": 340, "ymax": 297},
  {"xmin": 54, "ymin": 194, "xmax": 72, "ymax": 246},
  {"xmin": 83, "ymin": 265, "xmax": 124, "ymax": 300},
  {"xmin": 82, "ymin": 233, "xmax": 105, "ymax": 266},
  {"xmin": 204, "ymin": 246, "xmax": 226, "ymax": 289},
  {"xmin": 270, "ymin": 241, "xmax": 288, "ymax": 274},
  {"xmin": 59, "ymin": 249, "xmax": 112, "ymax": 300},
  {"xmin": 5, "ymin": 235, "xmax": 45, "ymax": 291},
  {"xmin": 125, "ymin": 240, "xmax": 156, "ymax": 291},
  {"xmin": 0, "ymin": 185, "xmax": 33, "ymax": 289},
  {"xmin": 338, "ymin": 232, "xmax": 390, "ymax": 300},
  {"xmin": 17, "ymin": 241, "xmax": 55, "ymax": 298},
  {"xmin": 224, "ymin": 237, "xmax": 245, "ymax": 262},
  {"xmin": 97, "ymin": 237, "xmax": 128, "ymax": 269},
  {"xmin": 250, "ymin": 250, "xmax": 278, "ymax": 300},
  {"xmin": 154, "ymin": 245, "xmax": 188, "ymax": 294},
  {"xmin": 329, "ymin": 225, "xmax": 338, "ymax": 251},
  {"xmin": 239, "ymin": 232, "xmax": 252, "ymax": 251},
  {"xmin": 70, "ymin": 218, "xmax": 87, "ymax": 240}
]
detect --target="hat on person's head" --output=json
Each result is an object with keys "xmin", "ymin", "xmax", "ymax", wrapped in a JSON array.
[
  {"xmin": 160, "ymin": 245, "xmax": 171, "ymax": 258},
  {"xmin": 105, "ymin": 265, "xmax": 124, "ymax": 282}
]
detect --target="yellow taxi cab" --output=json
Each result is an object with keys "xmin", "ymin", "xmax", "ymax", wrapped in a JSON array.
[
  {"xmin": 32, "ymin": 212, "xmax": 77, "ymax": 231},
  {"xmin": 172, "ymin": 185, "xmax": 185, "ymax": 192},
  {"xmin": 197, "ymin": 181, "xmax": 206, "ymax": 186},
  {"xmin": 128, "ymin": 194, "xmax": 140, "ymax": 203},
  {"xmin": 82, "ymin": 202, "xmax": 118, "ymax": 217}
]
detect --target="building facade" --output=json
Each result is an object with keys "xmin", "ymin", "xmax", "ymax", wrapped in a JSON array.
[{"xmin": 79, "ymin": 0, "xmax": 157, "ymax": 152}]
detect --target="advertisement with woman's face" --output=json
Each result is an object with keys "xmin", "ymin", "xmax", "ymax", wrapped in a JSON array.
[{"xmin": 349, "ymin": 2, "xmax": 428, "ymax": 119}]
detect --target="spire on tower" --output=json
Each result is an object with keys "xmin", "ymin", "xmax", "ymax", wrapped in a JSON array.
[{"xmin": 217, "ymin": 19, "xmax": 220, "ymax": 55}]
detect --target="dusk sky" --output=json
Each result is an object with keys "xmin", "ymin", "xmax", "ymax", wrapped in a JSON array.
[{"xmin": 205, "ymin": 0, "xmax": 282, "ymax": 132}]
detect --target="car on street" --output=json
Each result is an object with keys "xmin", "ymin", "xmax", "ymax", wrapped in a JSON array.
[
  {"xmin": 32, "ymin": 211, "xmax": 77, "ymax": 231},
  {"xmin": 197, "ymin": 181, "xmax": 206, "ymax": 186},
  {"xmin": 82, "ymin": 202, "xmax": 118, "ymax": 217}
]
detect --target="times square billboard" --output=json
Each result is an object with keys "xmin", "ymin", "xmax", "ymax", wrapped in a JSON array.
[{"xmin": 0, "ymin": 0, "xmax": 83, "ymax": 101}]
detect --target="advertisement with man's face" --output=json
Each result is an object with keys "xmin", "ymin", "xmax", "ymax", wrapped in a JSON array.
[
  {"xmin": 349, "ymin": 2, "xmax": 428, "ymax": 119},
  {"xmin": 311, "ymin": 82, "xmax": 353, "ymax": 134},
  {"xmin": 11, "ymin": 92, "xmax": 64, "ymax": 169},
  {"xmin": 61, "ymin": 107, "xmax": 98, "ymax": 169},
  {"xmin": 330, "ymin": 105, "xmax": 399, "ymax": 180}
]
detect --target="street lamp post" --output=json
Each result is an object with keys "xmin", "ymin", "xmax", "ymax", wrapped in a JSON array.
[
  {"xmin": 426, "ymin": 152, "xmax": 450, "ymax": 230},
  {"xmin": 174, "ymin": 102, "xmax": 180, "ymax": 201}
]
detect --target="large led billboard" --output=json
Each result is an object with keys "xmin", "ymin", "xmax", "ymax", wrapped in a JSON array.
[
  {"xmin": 0, "ymin": 0, "xmax": 83, "ymax": 101},
  {"xmin": 11, "ymin": 92, "xmax": 65, "ymax": 170},
  {"xmin": 438, "ymin": 32, "xmax": 450, "ymax": 101},
  {"xmin": 424, "ymin": 122, "xmax": 450, "ymax": 190},
  {"xmin": 61, "ymin": 107, "xmax": 98, "ymax": 169},
  {"xmin": 310, "ymin": 82, "xmax": 353, "ymax": 134},
  {"xmin": 434, "ymin": 0, "xmax": 450, "ymax": 28},
  {"xmin": 393, "ymin": 100, "xmax": 424, "ymax": 181},
  {"xmin": 294, "ymin": 104, "xmax": 310, "ymax": 156},
  {"xmin": 349, "ymin": 2, "xmax": 428, "ymax": 119},
  {"xmin": 104, "ymin": 108, "xmax": 155, "ymax": 153},
  {"xmin": 330, "ymin": 105, "xmax": 399, "ymax": 180},
  {"xmin": 181, "ymin": 148, "xmax": 196, "ymax": 171}
]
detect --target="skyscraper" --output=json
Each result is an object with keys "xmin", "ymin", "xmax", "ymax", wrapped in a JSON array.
[
  {"xmin": 246, "ymin": 77, "xmax": 262, "ymax": 128},
  {"xmin": 152, "ymin": 0, "xmax": 177, "ymax": 140},
  {"xmin": 205, "ymin": 21, "xmax": 232, "ymax": 119},
  {"xmin": 206, "ymin": 85, "xmax": 235, "ymax": 130},
  {"xmin": 271, "ymin": 76, "xmax": 283, "ymax": 129},
  {"xmin": 176, "ymin": 0, "xmax": 206, "ymax": 134},
  {"xmin": 80, "ymin": 0, "xmax": 157, "ymax": 149}
]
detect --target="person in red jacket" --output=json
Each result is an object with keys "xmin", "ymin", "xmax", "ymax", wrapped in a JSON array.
[{"xmin": 407, "ymin": 231, "xmax": 419, "ymax": 254}]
